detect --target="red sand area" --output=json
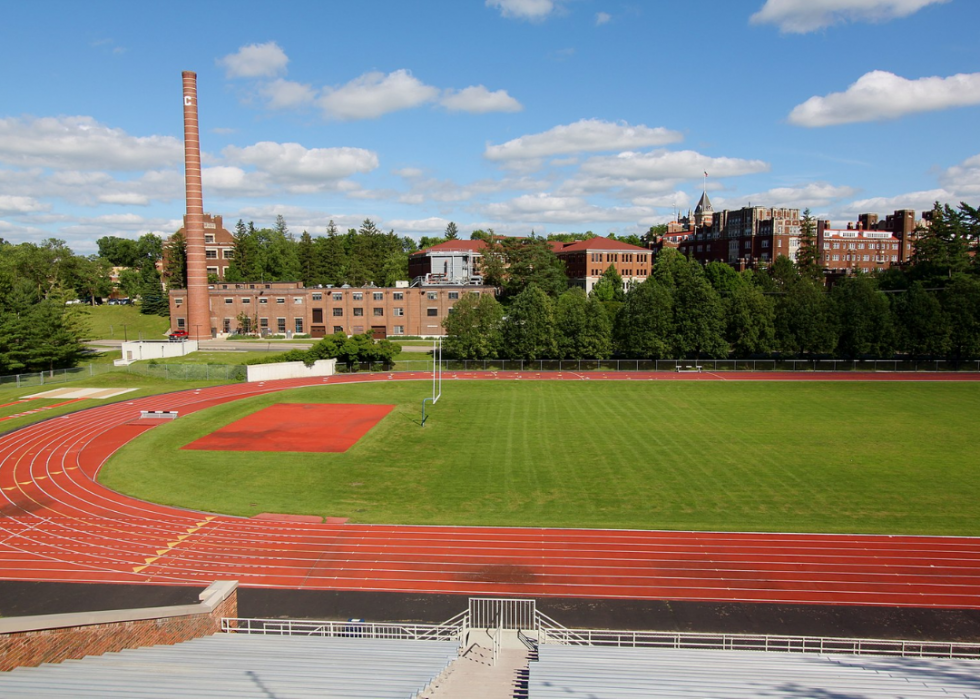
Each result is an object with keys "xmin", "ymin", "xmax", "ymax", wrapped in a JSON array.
[{"xmin": 181, "ymin": 403, "xmax": 394, "ymax": 453}]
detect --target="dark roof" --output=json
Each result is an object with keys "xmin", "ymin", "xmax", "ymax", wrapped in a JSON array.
[{"xmin": 695, "ymin": 190, "xmax": 713, "ymax": 215}]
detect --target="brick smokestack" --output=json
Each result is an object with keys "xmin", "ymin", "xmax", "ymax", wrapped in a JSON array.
[{"xmin": 182, "ymin": 71, "xmax": 210, "ymax": 341}]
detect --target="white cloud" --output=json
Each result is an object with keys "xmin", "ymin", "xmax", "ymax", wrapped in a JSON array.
[
  {"xmin": 789, "ymin": 70, "xmax": 980, "ymax": 127},
  {"xmin": 722, "ymin": 183, "xmax": 858, "ymax": 209},
  {"xmin": 486, "ymin": 119, "xmax": 683, "ymax": 161},
  {"xmin": 386, "ymin": 217, "xmax": 454, "ymax": 233},
  {"xmin": 223, "ymin": 142, "xmax": 379, "ymax": 183},
  {"xmin": 941, "ymin": 152, "xmax": 980, "ymax": 197},
  {"xmin": 218, "ymin": 41, "xmax": 289, "ymax": 79},
  {"xmin": 595, "ymin": 12, "xmax": 612, "ymax": 25},
  {"xmin": 259, "ymin": 79, "xmax": 317, "ymax": 109},
  {"xmin": 0, "ymin": 116, "xmax": 182, "ymax": 171},
  {"xmin": 394, "ymin": 167, "xmax": 424, "ymax": 179},
  {"xmin": 0, "ymin": 195, "xmax": 48, "ymax": 215},
  {"xmin": 319, "ymin": 70, "xmax": 440, "ymax": 120},
  {"xmin": 487, "ymin": 0, "xmax": 556, "ymax": 20},
  {"xmin": 580, "ymin": 149, "xmax": 770, "ymax": 180},
  {"xmin": 750, "ymin": 0, "xmax": 947, "ymax": 33},
  {"xmin": 483, "ymin": 193, "xmax": 650, "ymax": 224},
  {"xmin": 441, "ymin": 86, "xmax": 523, "ymax": 114},
  {"xmin": 844, "ymin": 188, "xmax": 952, "ymax": 214},
  {"xmin": 97, "ymin": 192, "xmax": 150, "ymax": 206}
]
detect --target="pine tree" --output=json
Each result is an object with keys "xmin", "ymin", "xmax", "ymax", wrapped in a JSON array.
[
  {"xmin": 444, "ymin": 221, "xmax": 459, "ymax": 240},
  {"xmin": 796, "ymin": 208, "xmax": 823, "ymax": 282}
]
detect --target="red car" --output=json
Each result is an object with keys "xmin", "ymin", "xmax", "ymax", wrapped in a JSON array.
[{"xmin": 168, "ymin": 330, "xmax": 189, "ymax": 342}]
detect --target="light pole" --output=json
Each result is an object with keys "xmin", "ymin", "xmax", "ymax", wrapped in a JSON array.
[
  {"xmin": 121, "ymin": 324, "xmax": 128, "ymax": 342},
  {"xmin": 194, "ymin": 324, "xmax": 201, "ymax": 342}
]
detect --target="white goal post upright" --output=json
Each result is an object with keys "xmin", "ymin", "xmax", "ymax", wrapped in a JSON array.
[{"xmin": 421, "ymin": 337, "xmax": 442, "ymax": 426}]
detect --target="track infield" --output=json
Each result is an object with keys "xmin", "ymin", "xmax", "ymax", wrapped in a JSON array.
[
  {"xmin": 182, "ymin": 403, "xmax": 393, "ymax": 453},
  {"xmin": 1, "ymin": 371, "xmax": 980, "ymax": 609}
]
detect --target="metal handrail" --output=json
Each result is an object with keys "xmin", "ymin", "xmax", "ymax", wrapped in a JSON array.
[
  {"xmin": 222, "ymin": 617, "xmax": 464, "ymax": 642},
  {"xmin": 537, "ymin": 628, "xmax": 980, "ymax": 659}
]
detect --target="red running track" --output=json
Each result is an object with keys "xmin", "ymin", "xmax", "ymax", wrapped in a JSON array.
[{"xmin": 2, "ymin": 371, "xmax": 980, "ymax": 608}]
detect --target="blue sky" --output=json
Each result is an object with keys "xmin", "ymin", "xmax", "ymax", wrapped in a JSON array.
[{"xmin": 1, "ymin": 0, "xmax": 978, "ymax": 253}]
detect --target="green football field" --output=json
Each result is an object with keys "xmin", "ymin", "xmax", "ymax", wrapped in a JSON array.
[{"xmin": 99, "ymin": 380, "xmax": 980, "ymax": 536}]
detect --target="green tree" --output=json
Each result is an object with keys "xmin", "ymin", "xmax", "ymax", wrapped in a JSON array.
[
  {"xmin": 297, "ymin": 231, "xmax": 316, "ymax": 286},
  {"xmin": 555, "ymin": 287, "xmax": 611, "ymax": 359},
  {"xmin": 478, "ymin": 232, "xmax": 507, "ymax": 288},
  {"xmin": 614, "ymin": 278, "xmax": 675, "ymax": 359},
  {"xmin": 910, "ymin": 202, "xmax": 970, "ymax": 283},
  {"xmin": 316, "ymin": 221, "xmax": 348, "ymax": 285},
  {"xmin": 940, "ymin": 276, "xmax": 980, "ymax": 361},
  {"xmin": 442, "ymin": 293, "xmax": 504, "ymax": 359},
  {"xmin": 726, "ymin": 281, "xmax": 776, "ymax": 357},
  {"xmin": 502, "ymin": 237, "xmax": 567, "ymax": 298},
  {"xmin": 226, "ymin": 220, "xmax": 261, "ymax": 282},
  {"xmin": 893, "ymin": 282, "xmax": 949, "ymax": 359},
  {"xmin": 96, "ymin": 236, "xmax": 140, "ymax": 267},
  {"xmin": 673, "ymin": 266, "xmax": 728, "ymax": 358},
  {"xmin": 590, "ymin": 264, "xmax": 626, "ymax": 303},
  {"xmin": 501, "ymin": 285, "xmax": 557, "ymax": 359},
  {"xmin": 774, "ymin": 277, "xmax": 836, "ymax": 356},
  {"xmin": 162, "ymin": 231, "xmax": 187, "ymax": 290},
  {"xmin": 796, "ymin": 208, "xmax": 823, "ymax": 282},
  {"xmin": 444, "ymin": 221, "xmax": 459, "ymax": 240},
  {"xmin": 830, "ymin": 274, "xmax": 893, "ymax": 359}
]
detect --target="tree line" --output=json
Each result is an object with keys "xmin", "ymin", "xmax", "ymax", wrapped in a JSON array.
[{"xmin": 443, "ymin": 202, "xmax": 980, "ymax": 362}]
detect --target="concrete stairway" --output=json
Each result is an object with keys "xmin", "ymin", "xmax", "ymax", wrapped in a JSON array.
[{"xmin": 422, "ymin": 630, "xmax": 533, "ymax": 699}]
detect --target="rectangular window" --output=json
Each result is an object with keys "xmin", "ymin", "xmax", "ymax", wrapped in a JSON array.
[
  {"xmin": 224, "ymin": 297, "xmax": 233, "ymax": 304},
  {"xmin": 293, "ymin": 297, "xmax": 303, "ymax": 304},
  {"xmin": 277, "ymin": 318, "xmax": 286, "ymax": 333},
  {"xmin": 312, "ymin": 308, "xmax": 323, "ymax": 323},
  {"xmin": 260, "ymin": 318, "xmax": 269, "ymax": 328},
  {"xmin": 393, "ymin": 325, "xmax": 405, "ymax": 335},
  {"xmin": 333, "ymin": 326, "xmax": 344, "ymax": 334},
  {"xmin": 312, "ymin": 293, "xmax": 322, "ymax": 301},
  {"xmin": 206, "ymin": 249, "xmax": 218, "ymax": 259},
  {"xmin": 241, "ymin": 298, "xmax": 251, "ymax": 304},
  {"xmin": 276, "ymin": 298, "xmax": 285, "ymax": 304},
  {"xmin": 393, "ymin": 292, "xmax": 404, "ymax": 300},
  {"xmin": 373, "ymin": 307, "xmax": 384, "ymax": 316},
  {"xmin": 175, "ymin": 297, "xmax": 184, "ymax": 305},
  {"xmin": 353, "ymin": 308, "xmax": 364, "ymax": 316},
  {"xmin": 333, "ymin": 308, "xmax": 343, "ymax": 316},
  {"xmin": 393, "ymin": 307, "xmax": 404, "ymax": 316},
  {"xmin": 333, "ymin": 292, "xmax": 343, "ymax": 301},
  {"xmin": 223, "ymin": 318, "xmax": 231, "ymax": 333},
  {"xmin": 259, "ymin": 298, "xmax": 268, "ymax": 304},
  {"xmin": 206, "ymin": 267, "xmax": 219, "ymax": 277},
  {"xmin": 176, "ymin": 318, "xmax": 186, "ymax": 329},
  {"xmin": 222, "ymin": 249, "xmax": 234, "ymax": 259},
  {"xmin": 427, "ymin": 308, "xmax": 438, "ymax": 317},
  {"xmin": 449, "ymin": 292, "xmax": 459, "ymax": 299},
  {"xmin": 373, "ymin": 292, "xmax": 384, "ymax": 301},
  {"xmin": 295, "ymin": 318, "xmax": 303, "ymax": 333},
  {"xmin": 205, "ymin": 234, "xmax": 215, "ymax": 244},
  {"xmin": 428, "ymin": 292, "xmax": 438, "ymax": 300},
  {"xmin": 353, "ymin": 292, "xmax": 363, "ymax": 301}
]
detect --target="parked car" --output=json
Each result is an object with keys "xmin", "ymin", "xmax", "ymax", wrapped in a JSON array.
[{"xmin": 168, "ymin": 329, "xmax": 189, "ymax": 342}]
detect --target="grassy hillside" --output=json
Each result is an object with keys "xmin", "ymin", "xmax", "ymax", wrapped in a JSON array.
[{"xmin": 83, "ymin": 305, "xmax": 170, "ymax": 341}]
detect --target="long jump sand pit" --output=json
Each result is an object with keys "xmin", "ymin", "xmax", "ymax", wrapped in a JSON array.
[{"xmin": 181, "ymin": 403, "xmax": 393, "ymax": 453}]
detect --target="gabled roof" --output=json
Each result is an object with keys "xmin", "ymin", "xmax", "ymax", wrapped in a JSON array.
[
  {"xmin": 555, "ymin": 237, "xmax": 650, "ymax": 253},
  {"xmin": 695, "ymin": 190, "xmax": 713, "ymax": 215}
]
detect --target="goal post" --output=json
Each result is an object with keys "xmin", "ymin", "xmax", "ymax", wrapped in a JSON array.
[{"xmin": 421, "ymin": 337, "xmax": 442, "ymax": 427}]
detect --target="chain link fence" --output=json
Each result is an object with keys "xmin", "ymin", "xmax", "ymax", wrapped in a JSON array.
[{"xmin": 0, "ymin": 363, "xmax": 247, "ymax": 388}]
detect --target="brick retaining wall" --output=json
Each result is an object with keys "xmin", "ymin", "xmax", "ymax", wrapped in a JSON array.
[{"xmin": 0, "ymin": 581, "xmax": 237, "ymax": 671}]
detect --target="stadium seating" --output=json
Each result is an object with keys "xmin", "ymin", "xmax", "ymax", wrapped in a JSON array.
[
  {"xmin": 530, "ymin": 645, "xmax": 980, "ymax": 698},
  {"xmin": 0, "ymin": 633, "xmax": 458, "ymax": 698}
]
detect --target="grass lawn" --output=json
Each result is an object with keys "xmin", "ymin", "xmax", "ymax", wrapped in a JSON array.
[
  {"xmin": 82, "ymin": 305, "xmax": 170, "ymax": 341},
  {"xmin": 0, "ymin": 372, "xmax": 237, "ymax": 434},
  {"xmin": 99, "ymin": 380, "xmax": 980, "ymax": 536}
]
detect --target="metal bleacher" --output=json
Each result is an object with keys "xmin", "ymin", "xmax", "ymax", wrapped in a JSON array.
[
  {"xmin": 530, "ymin": 645, "xmax": 980, "ymax": 698},
  {"xmin": 0, "ymin": 633, "xmax": 458, "ymax": 699}
]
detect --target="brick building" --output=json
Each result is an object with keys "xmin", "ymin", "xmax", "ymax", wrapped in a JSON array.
[
  {"xmin": 654, "ymin": 192, "xmax": 802, "ymax": 270},
  {"xmin": 409, "ymin": 236, "xmax": 652, "ymax": 293},
  {"xmin": 552, "ymin": 237, "xmax": 652, "ymax": 293},
  {"xmin": 815, "ymin": 223, "xmax": 902, "ymax": 274},
  {"xmin": 169, "ymin": 281, "xmax": 495, "ymax": 339},
  {"xmin": 171, "ymin": 213, "xmax": 235, "ymax": 280}
]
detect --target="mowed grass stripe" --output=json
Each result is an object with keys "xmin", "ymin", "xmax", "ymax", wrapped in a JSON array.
[{"xmin": 98, "ymin": 380, "xmax": 980, "ymax": 536}]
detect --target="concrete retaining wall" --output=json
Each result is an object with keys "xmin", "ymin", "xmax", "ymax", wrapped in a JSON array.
[
  {"xmin": 0, "ymin": 581, "xmax": 238, "ymax": 671},
  {"xmin": 246, "ymin": 358, "xmax": 336, "ymax": 383},
  {"xmin": 117, "ymin": 340, "xmax": 199, "ymax": 365}
]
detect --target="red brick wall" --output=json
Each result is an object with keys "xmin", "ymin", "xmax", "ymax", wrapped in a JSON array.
[{"xmin": 0, "ymin": 590, "xmax": 236, "ymax": 672}]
